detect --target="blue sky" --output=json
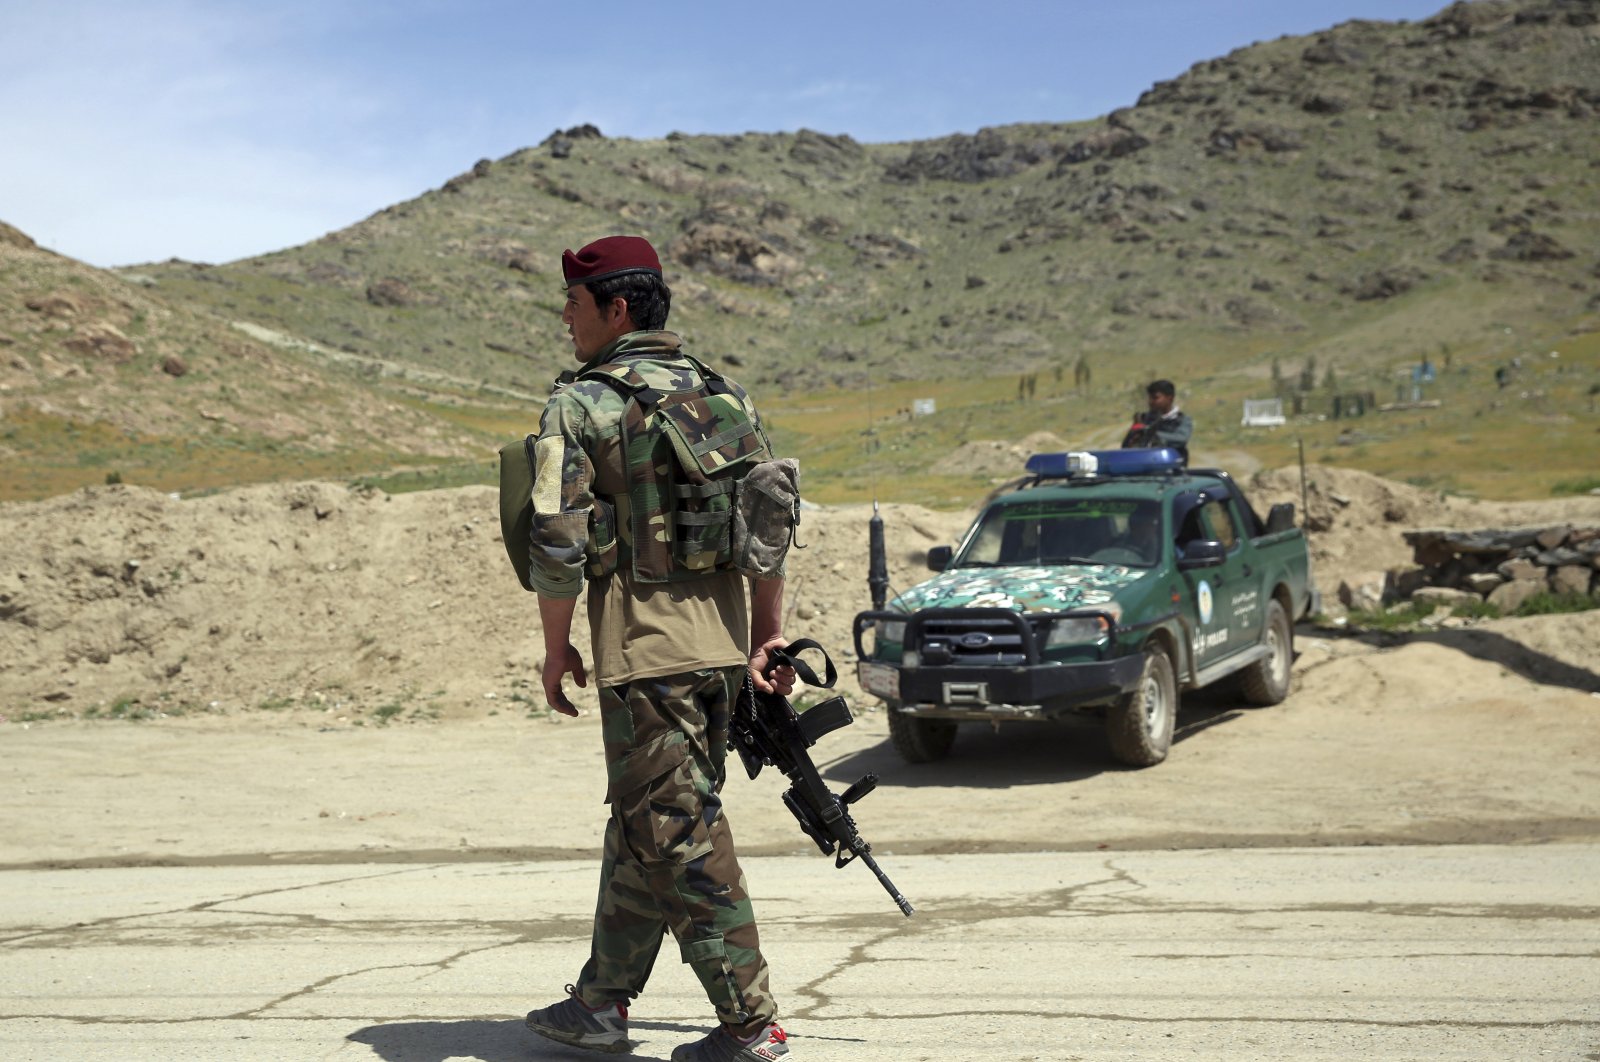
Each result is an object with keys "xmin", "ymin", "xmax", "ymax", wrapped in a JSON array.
[{"xmin": 0, "ymin": 0, "xmax": 1449, "ymax": 268}]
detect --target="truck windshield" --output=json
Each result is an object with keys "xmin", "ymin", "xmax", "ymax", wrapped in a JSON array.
[{"xmin": 956, "ymin": 497, "xmax": 1163, "ymax": 569}]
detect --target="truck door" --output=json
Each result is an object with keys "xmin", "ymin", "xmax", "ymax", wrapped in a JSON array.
[
  {"xmin": 1179, "ymin": 496, "xmax": 1251, "ymax": 668},
  {"xmin": 1218, "ymin": 496, "xmax": 1263, "ymax": 652}
]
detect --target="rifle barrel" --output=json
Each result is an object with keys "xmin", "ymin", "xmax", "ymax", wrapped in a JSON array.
[{"xmin": 860, "ymin": 849, "xmax": 915, "ymax": 917}]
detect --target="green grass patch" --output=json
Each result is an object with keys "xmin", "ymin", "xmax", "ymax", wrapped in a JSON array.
[
  {"xmin": 351, "ymin": 460, "xmax": 498, "ymax": 495},
  {"xmin": 1552, "ymin": 475, "xmax": 1600, "ymax": 497},
  {"xmin": 1342, "ymin": 589, "xmax": 1599, "ymax": 631}
]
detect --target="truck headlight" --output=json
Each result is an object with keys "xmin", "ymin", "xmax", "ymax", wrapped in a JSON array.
[
  {"xmin": 1045, "ymin": 615, "xmax": 1110, "ymax": 648},
  {"xmin": 874, "ymin": 619, "xmax": 906, "ymax": 644}
]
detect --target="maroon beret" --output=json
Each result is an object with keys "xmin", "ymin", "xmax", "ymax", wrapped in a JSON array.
[{"xmin": 561, "ymin": 235, "xmax": 662, "ymax": 287}]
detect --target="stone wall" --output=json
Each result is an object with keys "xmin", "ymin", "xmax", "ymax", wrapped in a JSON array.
[{"xmin": 1338, "ymin": 525, "xmax": 1600, "ymax": 613}]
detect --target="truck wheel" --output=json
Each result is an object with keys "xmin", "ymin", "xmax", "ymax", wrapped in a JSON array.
[
  {"xmin": 1239, "ymin": 599, "xmax": 1293, "ymax": 706},
  {"xmin": 1106, "ymin": 644, "xmax": 1176, "ymax": 767},
  {"xmin": 887, "ymin": 706, "xmax": 957, "ymax": 764}
]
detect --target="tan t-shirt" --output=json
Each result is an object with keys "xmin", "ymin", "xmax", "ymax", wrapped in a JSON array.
[{"xmin": 588, "ymin": 568, "xmax": 748, "ymax": 686}]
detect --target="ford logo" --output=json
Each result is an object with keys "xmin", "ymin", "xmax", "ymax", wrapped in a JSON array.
[{"xmin": 956, "ymin": 632, "xmax": 994, "ymax": 649}]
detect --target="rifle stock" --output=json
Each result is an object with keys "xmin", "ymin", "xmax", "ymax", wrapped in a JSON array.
[{"xmin": 730, "ymin": 641, "xmax": 914, "ymax": 917}]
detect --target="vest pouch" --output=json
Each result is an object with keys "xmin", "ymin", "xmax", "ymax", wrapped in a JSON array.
[
  {"xmin": 497, "ymin": 434, "xmax": 538, "ymax": 592},
  {"xmin": 586, "ymin": 496, "xmax": 619, "ymax": 578},
  {"xmin": 671, "ymin": 479, "xmax": 735, "ymax": 571},
  {"xmin": 653, "ymin": 390, "xmax": 765, "ymax": 577},
  {"xmin": 732, "ymin": 458, "xmax": 801, "ymax": 578}
]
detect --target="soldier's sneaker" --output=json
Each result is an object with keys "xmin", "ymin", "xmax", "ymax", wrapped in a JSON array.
[
  {"xmin": 671, "ymin": 1022, "xmax": 791, "ymax": 1062},
  {"xmin": 524, "ymin": 984, "xmax": 630, "ymax": 1053}
]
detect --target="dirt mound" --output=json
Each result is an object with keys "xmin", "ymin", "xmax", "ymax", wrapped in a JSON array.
[
  {"xmin": 3, "ymin": 462, "xmax": 1598, "ymax": 724},
  {"xmin": 1247, "ymin": 464, "xmax": 1600, "ymax": 603},
  {"xmin": 929, "ymin": 431, "xmax": 1068, "ymax": 477},
  {"xmin": 0, "ymin": 484, "xmax": 969, "ymax": 721}
]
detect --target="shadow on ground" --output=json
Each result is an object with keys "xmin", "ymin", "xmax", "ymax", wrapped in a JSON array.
[
  {"xmin": 347, "ymin": 1018, "xmax": 697, "ymax": 1062},
  {"xmin": 824, "ymin": 686, "xmax": 1264, "ymax": 790}
]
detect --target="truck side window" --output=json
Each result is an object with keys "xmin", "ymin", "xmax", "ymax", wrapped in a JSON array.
[{"xmin": 1203, "ymin": 499, "xmax": 1239, "ymax": 551}]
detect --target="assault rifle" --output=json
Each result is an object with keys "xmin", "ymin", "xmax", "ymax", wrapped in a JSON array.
[{"xmin": 730, "ymin": 639, "xmax": 914, "ymax": 917}]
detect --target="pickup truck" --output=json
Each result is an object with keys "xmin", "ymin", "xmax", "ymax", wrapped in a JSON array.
[{"xmin": 852, "ymin": 449, "xmax": 1317, "ymax": 767}]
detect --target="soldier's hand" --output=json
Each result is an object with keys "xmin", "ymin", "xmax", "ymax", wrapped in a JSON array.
[
  {"xmin": 750, "ymin": 636, "xmax": 796, "ymax": 697},
  {"xmin": 543, "ymin": 642, "xmax": 588, "ymax": 717}
]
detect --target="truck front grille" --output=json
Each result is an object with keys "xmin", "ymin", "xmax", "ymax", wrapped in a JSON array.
[{"xmin": 918, "ymin": 615, "xmax": 1042, "ymax": 666}]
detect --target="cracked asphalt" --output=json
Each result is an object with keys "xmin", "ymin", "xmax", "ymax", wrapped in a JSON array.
[
  {"xmin": 5, "ymin": 622, "xmax": 1599, "ymax": 1061},
  {"xmin": 3, "ymin": 846, "xmax": 1598, "ymax": 1060}
]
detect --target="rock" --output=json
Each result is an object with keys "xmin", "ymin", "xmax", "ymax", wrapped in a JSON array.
[
  {"xmin": 1302, "ymin": 38, "xmax": 1366, "ymax": 64},
  {"xmin": 62, "ymin": 324, "xmax": 137, "ymax": 362},
  {"xmin": 1463, "ymin": 572, "xmax": 1505, "ymax": 595},
  {"xmin": 1487, "ymin": 579, "xmax": 1544, "ymax": 613},
  {"xmin": 1497, "ymin": 558, "xmax": 1542, "ymax": 581},
  {"xmin": 1301, "ymin": 93, "xmax": 1350, "ymax": 115},
  {"xmin": 671, "ymin": 222, "xmax": 800, "ymax": 287},
  {"xmin": 790, "ymin": 129, "xmax": 864, "ymax": 170},
  {"xmin": 1412, "ymin": 586, "xmax": 1479, "ymax": 607},
  {"xmin": 1549, "ymin": 565, "xmax": 1593, "ymax": 596},
  {"xmin": 1535, "ymin": 526, "xmax": 1571, "ymax": 550},
  {"xmin": 366, "ymin": 278, "xmax": 424, "ymax": 307},
  {"xmin": 25, "ymin": 293, "xmax": 83, "ymax": 318},
  {"xmin": 1346, "ymin": 268, "xmax": 1422, "ymax": 301},
  {"xmin": 887, "ymin": 128, "xmax": 1045, "ymax": 182},
  {"xmin": 1209, "ymin": 125, "xmax": 1303, "ymax": 154},
  {"xmin": 1386, "ymin": 567, "xmax": 1428, "ymax": 599},
  {"xmin": 1339, "ymin": 573, "xmax": 1386, "ymax": 611},
  {"xmin": 1535, "ymin": 548, "xmax": 1587, "ymax": 567},
  {"xmin": 1057, "ymin": 128, "xmax": 1151, "ymax": 167},
  {"xmin": 1491, "ymin": 231, "xmax": 1573, "ymax": 262}
]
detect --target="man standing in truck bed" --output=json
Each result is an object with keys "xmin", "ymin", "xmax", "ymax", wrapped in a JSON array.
[{"xmin": 1121, "ymin": 378, "xmax": 1194, "ymax": 465}]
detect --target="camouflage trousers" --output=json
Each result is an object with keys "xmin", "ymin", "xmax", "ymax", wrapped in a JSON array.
[{"xmin": 573, "ymin": 665, "xmax": 776, "ymax": 1035}]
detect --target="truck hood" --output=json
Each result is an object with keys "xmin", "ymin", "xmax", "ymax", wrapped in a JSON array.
[{"xmin": 892, "ymin": 564, "xmax": 1147, "ymax": 614}]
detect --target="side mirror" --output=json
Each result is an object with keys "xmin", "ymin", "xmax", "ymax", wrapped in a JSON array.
[
  {"xmin": 926, "ymin": 545, "xmax": 953, "ymax": 572},
  {"xmin": 1265, "ymin": 502, "xmax": 1296, "ymax": 535},
  {"xmin": 1178, "ymin": 540, "xmax": 1226, "ymax": 569}
]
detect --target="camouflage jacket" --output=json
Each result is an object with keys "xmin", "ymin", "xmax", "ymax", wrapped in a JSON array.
[{"xmin": 528, "ymin": 330, "xmax": 775, "ymax": 598}]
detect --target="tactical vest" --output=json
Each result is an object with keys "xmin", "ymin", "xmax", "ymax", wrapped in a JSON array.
[{"xmin": 582, "ymin": 354, "xmax": 794, "ymax": 583}]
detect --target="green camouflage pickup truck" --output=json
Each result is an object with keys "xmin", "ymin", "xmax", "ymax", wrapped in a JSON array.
[{"xmin": 852, "ymin": 449, "xmax": 1318, "ymax": 768}]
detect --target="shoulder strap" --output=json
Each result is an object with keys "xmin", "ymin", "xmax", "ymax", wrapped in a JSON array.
[
  {"xmin": 579, "ymin": 361, "xmax": 663, "ymax": 409},
  {"xmin": 766, "ymin": 638, "xmax": 837, "ymax": 689}
]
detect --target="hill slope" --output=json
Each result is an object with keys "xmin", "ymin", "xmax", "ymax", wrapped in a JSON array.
[
  {"xmin": 3, "ymin": 0, "xmax": 1598, "ymax": 502},
  {"xmin": 130, "ymin": 0, "xmax": 1599, "ymax": 394},
  {"xmin": 0, "ymin": 227, "xmax": 490, "ymax": 498}
]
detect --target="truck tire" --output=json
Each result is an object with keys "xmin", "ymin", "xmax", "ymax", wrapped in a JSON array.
[
  {"xmin": 1106, "ymin": 643, "xmax": 1176, "ymax": 767},
  {"xmin": 887, "ymin": 705, "xmax": 957, "ymax": 764},
  {"xmin": 1239, "ymin": 599, "xmax": 1292, "ymax": 706}
]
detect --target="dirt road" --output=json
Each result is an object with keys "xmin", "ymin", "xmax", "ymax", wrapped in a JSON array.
[{"xmin": 3, "ymin": 467, "xmax": 1600, "ymax": 1060}]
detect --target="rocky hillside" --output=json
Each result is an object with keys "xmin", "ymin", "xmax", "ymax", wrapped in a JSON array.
[
  {"xmin": 127, "ymin": 0, "xmax": 1599, "ymax": 396},
  {"xmin": 0, "ymin": 225, "xmax": 485, "ymax": 498},
  {"xmin": 2, "ymin": 0, "xmax": 1597, "ymax": 503}
]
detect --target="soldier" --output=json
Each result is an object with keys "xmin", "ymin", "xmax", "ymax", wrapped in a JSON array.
[
  {"xmin": 1121, "ymin": 378, "xmax": 1194, "ymax": 465},
  {"xmin": 520, "ymin": 235, "xmax": 797, "ymax": 1062}
]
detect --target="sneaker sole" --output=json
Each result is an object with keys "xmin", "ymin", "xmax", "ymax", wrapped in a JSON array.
[{"xmin": 524, "ymin": 1018, "xmax": 631, "ymax": 1054}]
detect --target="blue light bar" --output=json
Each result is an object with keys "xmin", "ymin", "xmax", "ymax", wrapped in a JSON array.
[{"xmin": 1026, "ymin": 449, "xmax": 1184, "ymax": 478}]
